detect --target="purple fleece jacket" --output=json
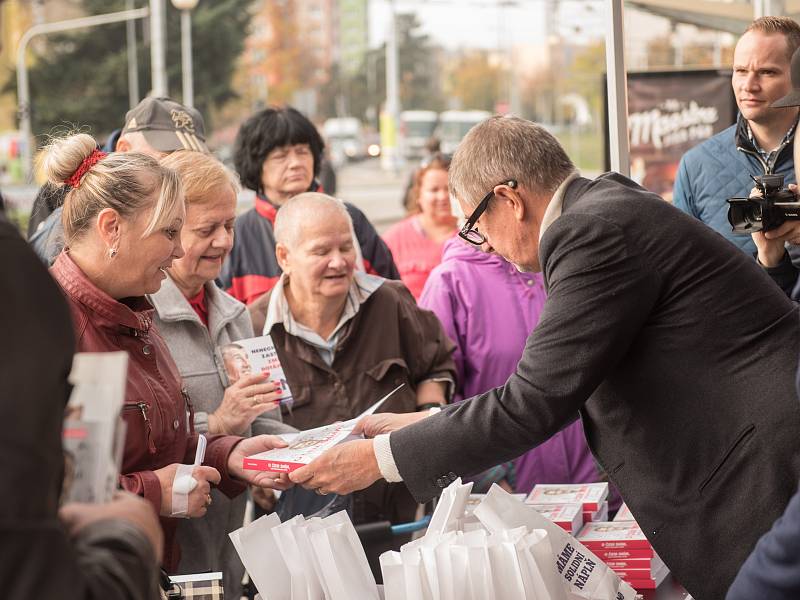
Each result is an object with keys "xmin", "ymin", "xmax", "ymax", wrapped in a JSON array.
[{"xmin": 419, "ymin": 236, "xmax": 601, "ymax": 494}]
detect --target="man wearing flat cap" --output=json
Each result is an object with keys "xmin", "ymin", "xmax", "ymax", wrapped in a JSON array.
[{"xmin": 29, "ymin": 97, "xmax": 208, "ymax": 264}]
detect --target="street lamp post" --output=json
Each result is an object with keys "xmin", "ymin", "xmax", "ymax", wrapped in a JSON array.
[
  {"xmin": 16, "ymin": 7, "xmax": 150, "ymax": 182},
  {"xmin": 171, "ymin": 0, "xmax": 199, "ymax": 108}
]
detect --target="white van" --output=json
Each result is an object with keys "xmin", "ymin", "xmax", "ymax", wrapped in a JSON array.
[
  {"xmin": 400, "ymin": 110, "xmax": 438, "ymax": 159},
  {"xmin": 437, "ymin": 110, "xmax": 492, "ymax": 155},
  {"xmin": 323, "ymin": 117, "xmax": 365, "ymax": 166}
]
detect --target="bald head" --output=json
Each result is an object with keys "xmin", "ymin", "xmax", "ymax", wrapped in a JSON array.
[{"xmin": 274, "ymin": 192, "xmax": 353, "ymax": 250}]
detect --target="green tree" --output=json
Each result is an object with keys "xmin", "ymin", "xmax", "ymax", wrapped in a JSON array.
[
  {"xmin": 16, "ymin": 0, "xmax": 253, "ymax": 146},
  {"xmin": 446, "ymin": 50, "xmax": 503, "ymax": 112},
  {"xmin": 321, "ymin": 12, "xmax": 444, "ymax": 122}
]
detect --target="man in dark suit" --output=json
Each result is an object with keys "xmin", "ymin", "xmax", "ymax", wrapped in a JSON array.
[{"xmin": 289, "ymin": 116, "xmax": 800, "ymax": 600}]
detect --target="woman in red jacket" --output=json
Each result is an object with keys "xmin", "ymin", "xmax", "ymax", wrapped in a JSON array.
[{"xmin": 42, "ymin": 133, "xmax": 290, "ymax": 571}]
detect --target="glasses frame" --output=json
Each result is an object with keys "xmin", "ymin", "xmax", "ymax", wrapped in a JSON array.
[{"xmin": 458, "ymin": 179, "xmax": 518, "ymax": 246}]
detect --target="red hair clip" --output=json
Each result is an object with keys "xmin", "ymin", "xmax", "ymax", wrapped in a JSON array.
[{"xmin": 64, "ymin": 148, "xmax": 107, "ymax": 188}]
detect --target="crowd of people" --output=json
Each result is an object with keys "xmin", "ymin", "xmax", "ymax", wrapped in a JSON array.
[{"xmin": 7, "ymin": 13, "xmax": 800, "ymax": 600}]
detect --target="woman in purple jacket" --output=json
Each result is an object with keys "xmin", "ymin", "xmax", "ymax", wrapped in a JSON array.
[{"xmin": 418, "ymin": 236, "xmax": 600, "ymax": 494}]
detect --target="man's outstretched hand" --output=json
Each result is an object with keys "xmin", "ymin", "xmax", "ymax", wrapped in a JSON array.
[{"xmin": 289, "ymin": 439, "xmax": 382, "ymax": 496}]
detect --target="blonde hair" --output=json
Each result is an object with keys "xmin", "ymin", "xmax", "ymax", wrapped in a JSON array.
[
  {"xmin": 159, "ymin": 150, "xmax": 240, "ymax": 207},
  {"xmin": 40, "ymin": 133, "xmax": 183, "ymax": 246},
  {"xmin": 745, "ymin": 17, "xmax": 800, "ymax": 60}
]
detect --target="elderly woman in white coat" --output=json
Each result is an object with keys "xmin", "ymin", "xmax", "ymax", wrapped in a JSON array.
[{"xmin": 149, "ymin": 151, "xmax": 294, "ymax": 595}]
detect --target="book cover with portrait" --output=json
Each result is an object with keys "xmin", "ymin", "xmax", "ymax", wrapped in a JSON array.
[
  {"xmin": 577, "ymin": 521, "xmax": 652, "ymax": 550},
  {"xmin": 525, "ymin": 482, "xmax": 609, "ymax": 511},
  {"xmin": 217, "ymin": 334, "xmax": 294, "ymax": 408}
]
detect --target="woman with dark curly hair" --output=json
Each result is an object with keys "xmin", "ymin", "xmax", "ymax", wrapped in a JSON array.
[{"xmin": 219, "ymin": 106, "xmax": 399, "ymax": 306}]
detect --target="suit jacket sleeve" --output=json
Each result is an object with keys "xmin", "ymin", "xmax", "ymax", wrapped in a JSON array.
[
  {"xmin": 726, "ymin": 482, "xmax": 800, "ymax": 600},
  {"xmin": 390, "ymin": 212, "xmax": 661, "ymax": 502}
]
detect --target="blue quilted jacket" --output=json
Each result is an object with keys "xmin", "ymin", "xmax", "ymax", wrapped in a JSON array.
[{"xmin": 672, "ymin": 115, "xmax": 796, "ymax": 255}]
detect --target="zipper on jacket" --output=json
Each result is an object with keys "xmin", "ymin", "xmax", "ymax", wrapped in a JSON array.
[
  {"xmin": 123, "ymin": 402, "xmax": 156, "ymax": 454},
  {"xmin": 181, "ymin": 388, "xmax": 195, "ymax": 434},
  {"xmin": 737, "ymin": 130, "xmax": 794, "ymax": 176},
  {"xmin": 737, "ymin": 146, "xmax": 770, "ymax": 174}
]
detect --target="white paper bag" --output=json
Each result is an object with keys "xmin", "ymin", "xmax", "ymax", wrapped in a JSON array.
[
  {"xmin": 229, "ymin": 513, "xmax": 291, "ymax": 600},
  {"xmin": 487, "ymin": 539, "xmax": 528, "ymax": 600},
  {"xmin": 310, "ymin": 511, "xmax": 379, "ymax": 600},
  {"xmin": 474, "ymin": 484, "xmax": 636, "ymax": 600},
  {"xmin": 272, "ymin": 516, "xmax": 324, "ymax": 600},
  {"xmin": 380, "ymin": 552, "xmax": 406, "ymax": 600},
  {"xmin": 427, "ymin": 477, "xmax": 473, "ymax": 535},
  {"xmin": 400, "ymin": 544, "xmax": 431, "ymax": 600}
]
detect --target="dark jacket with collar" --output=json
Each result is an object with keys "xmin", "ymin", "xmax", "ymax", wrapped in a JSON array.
[
  {"xmin": 672, "ymin": 115, "xmax": 796, "ymax": 256},
  {"xmin": 391, "ymin": 172, "xmax": 800, "ymax": 600},
  {"xmin": 264, "ymin": 280, "xmax": 456, "ymax": 431},
  {"xmin": 265, "ymin": 279, "xmax": 456, "ymax": 525},
  {"xmin": 0, "ymin": 218, "xmax": 160, "ymax": 600},
  {"xmin": 727, "ymin": 478, "xmax": 800, "ymax": 600},
  {"xmin": 50, "ymin": 251, "xmax": 246, "ymax": 571}
]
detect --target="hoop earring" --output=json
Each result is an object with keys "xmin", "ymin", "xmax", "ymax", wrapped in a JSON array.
[{"xmin": 109, "ymin": 247, "xmax": 118, "ymax": 258}]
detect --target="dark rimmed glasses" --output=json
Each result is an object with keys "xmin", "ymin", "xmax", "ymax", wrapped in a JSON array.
[{"xmin": 458, "ymin": 179, "xmax": 517, "ymax": 245}]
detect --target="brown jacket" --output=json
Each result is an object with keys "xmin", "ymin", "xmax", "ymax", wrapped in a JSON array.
[
  {"xmin": 258, "ymin": 280, "xmax": 456, "ymax": 430},
  {"xmin": 50, "ymin": 252, "xmax": 245, "ymax": 571},
  {"xmin": 255, "ymin": 280, "xmax": 456, "ymax": 524}
]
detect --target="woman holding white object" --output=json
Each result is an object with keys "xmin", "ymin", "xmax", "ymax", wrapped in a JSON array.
[
  {"xmin": 43, "ymin": 133, "xmax": 291, "ymax": 575},
  {"xmin": 148, "ymin": 150, "xmax": 295, "ymax": 593}
]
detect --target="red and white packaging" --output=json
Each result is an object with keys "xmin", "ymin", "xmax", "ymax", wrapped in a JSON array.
[
  {"xmin": 623, "ymin": 561, "xmax": 669, "ymax": 590},
  {"xmin": 583, "ymin": 500, "xmax": 609, "ymax": 524},
  {"xmin": 613, "ymin": 503, "xmax": 635, "ymax": 522},
  {"xmin": 604, "ymin": 554, "xmax": 664, "ymax": 574},
  {"xmin": 526, "ymin": 483, "xmax": 609, "ymax": 512},
  {"xmin": 577, "ymin": 521, "xmax": 651, "ymax": 551},
  {"xmin": 528, "ymin": 503, "xmax": 584, "ymax": 535},
  {"xmin": 594, "ymin": 547, "xmax": 658, "ymax": 560}
]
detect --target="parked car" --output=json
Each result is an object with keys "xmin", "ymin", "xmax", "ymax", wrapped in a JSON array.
[{"xmin": 323, "ymin": 117, "xmax": 366, "ymax": 167}]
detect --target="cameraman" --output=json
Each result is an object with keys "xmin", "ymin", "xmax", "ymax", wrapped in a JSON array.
[
  {"xmin": 753, "ymin": 46, "xmax": 800, "ymax": 298},
  {"xmin": 674, "ymin": 17, "xmax": 800, "ymax": 260}
]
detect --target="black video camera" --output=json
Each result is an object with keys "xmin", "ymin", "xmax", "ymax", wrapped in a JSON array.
[{"xmin": 727, "ymin": 174, "xmax": 800, "ymax": 233}]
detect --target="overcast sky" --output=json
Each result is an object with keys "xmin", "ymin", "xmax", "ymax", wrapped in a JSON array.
[{"xmin": 367, "ymin": 0, "xmax": 609, "ymax": 50}]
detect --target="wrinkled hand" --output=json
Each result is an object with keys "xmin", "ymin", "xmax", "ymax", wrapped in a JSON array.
[
  {"xmin": 355, "ymin": 411, "xmax": 429, "ymax": 438},
  {"xmin": 227, "ymin": 434, "xmax": 293, "ymax": 490},
  {"xmin": 60, "ymin": 491, "xmax": 164, "ymax": 563},
  {"xmin": 153, "ymin": 463, "xmax": 221, "ymax": 518},
  {"xmin": 210, "ymin": 373, "xmax": 283, "ymax": 435},
  {"xmin": 251, "ymin": 485, "xmax": 278, "ymax": 512},
  {"xmin": 289, "ymin": 439, "xmax": 382, "ymax": 496}
]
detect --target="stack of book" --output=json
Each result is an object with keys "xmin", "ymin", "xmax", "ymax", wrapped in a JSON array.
[
  {"xmin": 525, "ymin": 482, "xmax": 609, "ymax": 525},
  {"xmin": 577, "ymin": 521, "xmax": 669, "ymax": 590},
  {"xmin": 613, "ymin": 502, "xmax": 635, "ymax": 522},
  {"xmin": 527, "ymin": 502, "xmax": 584, "ymax": 534}
]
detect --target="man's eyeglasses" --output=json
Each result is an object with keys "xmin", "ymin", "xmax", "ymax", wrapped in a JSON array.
[{"xmin": 458, "ymin": 179, "xmax": 517, "ymax": 246}]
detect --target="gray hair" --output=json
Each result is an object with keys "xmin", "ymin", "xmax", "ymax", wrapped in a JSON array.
[
  {"xmin": 274, "ymin": 192, "xmax": 354, "ymax": 250},
  {"xmin": 449, "ymin": 115, "xmax": 575, "ymax": 210}
]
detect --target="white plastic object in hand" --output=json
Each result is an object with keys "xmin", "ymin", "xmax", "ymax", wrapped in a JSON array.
[{"xmin": 194, "ymin": 434, "xmax": 207, "ymax": 466}]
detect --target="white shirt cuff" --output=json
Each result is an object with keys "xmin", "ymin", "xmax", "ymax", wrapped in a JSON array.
[{"xmin": 373, "ymin": 433, "xmax": 403, "ymax": 482}]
